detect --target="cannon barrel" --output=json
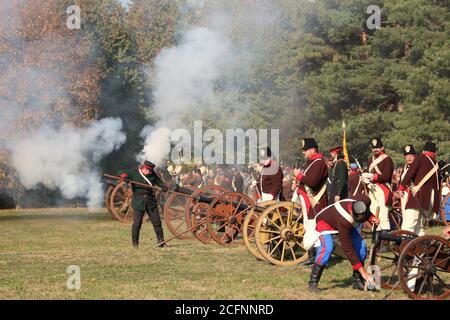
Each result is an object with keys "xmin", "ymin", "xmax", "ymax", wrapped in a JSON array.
[
  {"xmin": 379, "ymin": 232, "xmax": 417, "ymax": 244},
  {"xmin": 173, "ymin": 185, "xmax": 266, "ymax": 212}
]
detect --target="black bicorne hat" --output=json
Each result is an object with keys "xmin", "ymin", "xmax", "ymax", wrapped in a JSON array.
[
  {"xmin": 370, "ymin": 137, "xmax": 383, "ymax": 148},
  {"xmin": 423, "ymin": 141, "xmax": 436, "ymax": 153},
  {"xmin": 301, "ymin": 138, "xmax": 318, "ymax": 151},
  {"xmin": 402, "ymin": 144, "xmax": 416, "ymax": 156}
]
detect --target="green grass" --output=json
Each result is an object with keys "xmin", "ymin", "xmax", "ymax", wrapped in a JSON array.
[{"xmin": 0, "ymin": 208, "xmax": 445, "ymax": 300}]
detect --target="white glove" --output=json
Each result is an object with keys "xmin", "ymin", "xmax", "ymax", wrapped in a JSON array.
[
  {"xmin": 361, "ymin": 173, "xmax": 374, "ymax": 180},
  {"xmin": 362, "ymin": 178, "xmax": 372, "ymax": 185}
]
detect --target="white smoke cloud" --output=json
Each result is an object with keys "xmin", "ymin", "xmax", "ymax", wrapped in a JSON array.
[
  {"xmin": 138, "ymin": 126, "xmax": 172, "ymax": 166},
  {"xmin": 0, "ymin": 1, "xmax": 128, "ymax": 208},
  {"xmin": 7, "ymin": 118, "xmax": 126, "ymax": 208},
  {"xmin": 139, "ymin": 26, "xmax": 231, "ymax": 165}
]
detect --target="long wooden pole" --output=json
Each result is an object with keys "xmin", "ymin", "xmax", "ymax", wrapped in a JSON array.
[
  {"xmin": 154, "ymin": 222, "xmax": 206, "ymax": 247},
  {"xmin": 103, "ymin": 173, "xmax": 193, "ymax": 198},
  {"xmin": 365, "ymin": 206, "xmax": 380, "ymax": 291}
]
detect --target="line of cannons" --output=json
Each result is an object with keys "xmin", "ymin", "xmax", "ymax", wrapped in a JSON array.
[{"xmin": 103, "ymin": 174, "xmax": 449, "ymax": 300}]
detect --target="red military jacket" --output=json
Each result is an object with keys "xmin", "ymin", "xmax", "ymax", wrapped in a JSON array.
[
  {"xmin": 260, "ymin": 159, "xmax": 284, "ymax": 199},
  {"xmin": 348, "ymin": 171, "xmax": 365, "ymax": 196},
  {"xmin": 316, "ymin": 197, "xmax": 376, "ymax": 270},
  {"xmin": 398, "ymin": 152, "xmax": 440, "ymax": 213},
  {"xmin": 296, "ymin": 153, "xmax": 328, "ymax": 218},
  {"xmin": 367, "ymin": 152, "xmax": 394, "ymax": 206}
]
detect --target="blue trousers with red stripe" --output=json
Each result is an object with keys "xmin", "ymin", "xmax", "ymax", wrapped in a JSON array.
[{"xmin": 315, "ymin": 229, "xmax": 367, "ymax": 266}]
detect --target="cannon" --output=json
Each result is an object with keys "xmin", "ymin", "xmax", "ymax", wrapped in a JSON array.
[
  {"xmin": 103, "ymin": 174, "xmax": 266, "ymax": 245},
  {"xmin": 103, "ymin": 173, "xmax": 309, "ymax": 256},
  {"xmin": 371, "ymin": 230, "xmax": 449, "ymax": 300}
]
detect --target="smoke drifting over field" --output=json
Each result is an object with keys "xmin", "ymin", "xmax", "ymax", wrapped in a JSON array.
[
  {"xmin": 139, "ymin": 26, "xmax": 231, "ymax": 166},
  {"xmin": 8, "ymin": 118, "xmax": 126, "ymax": 208},
  {"xmin": 139, "ymin": 0, "xmax": 281, "ymax": 166},
  {"xmin": 0, "ymin": 1, "xmax": 127, "ymax": 208}
]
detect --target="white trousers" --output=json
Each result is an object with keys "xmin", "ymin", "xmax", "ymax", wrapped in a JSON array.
[
  {"xmin": 368, "ymin": 184, "xmax": 390, "ymax": 230},
  {"xmin": 401, "ymin": 208, "xmax": 425, "ymax": 236}
]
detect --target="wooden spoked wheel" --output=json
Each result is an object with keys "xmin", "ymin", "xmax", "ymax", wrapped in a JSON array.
[
  {"xmin": 109, "ymin": 181, "xmax": 135, "ymax": 223},
  {"xmin": 105, "ymin": 185, "xmax": 114, "ymax": 216},
  {"xmin": 185, "ymin": 185, "xmax": 227, "ymax": 244},
  {"xmin": 155, "ymin": 189, "xmax": 168, "ymax": 217},
  {"xmin": 389, "ymin": 208, "xmax": 403, "ymax": 230},
  {"xmin": 254, "ymin": 202, "xmax": 307, "ymax": 266},
  {"xmin": 370, "ymin": 230, "xmax": 417, "ymax": 289},
  {"xmin": 398, "ymin": 235, "xmax": 450, "ymax": 300},
  {"xmin": 243, "ymin": 200, "xmax": 278, "ymax": 260},
  {"xmin": 163, "ymin": 186, "xmax": 194, "ymax": 239},
  {"xmin": 206, "ymin": 192, "xmax": 256, "ymax": 246},
  {"xmin": 440, "ymin": 194, "xmax": 450, "ymax": 226}
]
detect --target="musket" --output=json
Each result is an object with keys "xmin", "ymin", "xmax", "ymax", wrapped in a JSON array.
[
  {"xmin": 352, "ymin": 155, "xmax": 375, "ymax": 193},
  {"xmin": 352, "ymin": 155, "xmax": 363, "ymax": 172}
]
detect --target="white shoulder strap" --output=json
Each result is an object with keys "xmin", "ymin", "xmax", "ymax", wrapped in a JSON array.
[
  {"xmin": 139, "ymin": 168, "xmax": 153, "ymax": 186},
  {"xmin": 335, "ymin": 201, "xmax": 355, "ymax": 224},
  {"xmin": 304, "ymin": 158, "xmax": 322, "ymax": 175},
  {"xmin": 369, "ymin": 154, "xmax": 388, "ymax": 174},
  {"xmin": 410, "ymin": 156, "xmax": 439, "ymax": 196},
  {"xmin": 352, "ymin": 177, "xmax": 362, "ymax": 196}
]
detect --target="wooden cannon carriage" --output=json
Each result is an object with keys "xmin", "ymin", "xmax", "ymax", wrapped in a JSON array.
[
  {"xmin": 104, "ymin": 174, "xmax": 448, "ymax": 299},
  {"xmin": 103, "ymin": 174, "xmax": 308, "ymax": 260},
  {"xmin": 371, "ymin": 231, "xmax": 449, "ymax": 300}
]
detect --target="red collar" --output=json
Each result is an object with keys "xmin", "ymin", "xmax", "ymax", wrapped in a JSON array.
[
  {"xmin": 422, "ymin": 151, "xmax": 436, "ymax": 158},
  {"xmin": 374, "ymin": 151, "xmax": 385, "ymax": 158},
  {"xmin": 308, "ymin": 153, "xmax": 324, "ymax": 161}
]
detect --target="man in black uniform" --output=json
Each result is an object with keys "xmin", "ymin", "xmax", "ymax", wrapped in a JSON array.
[
  {"xmin": 328, "ymin": 146, "xmax": 348, "ymax": 203},
  {"xmin": 119, "ymin": 161, "xmax": 169, "ymax": 248}
]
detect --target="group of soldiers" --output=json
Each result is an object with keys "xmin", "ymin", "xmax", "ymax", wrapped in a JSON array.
[
  {"xmin": 257, "ymin": 137, "xmax": 445, "ymax": 292},
  {"xmin": 116, "ymin": 136, "xmax": 447, "ymax": 293}
]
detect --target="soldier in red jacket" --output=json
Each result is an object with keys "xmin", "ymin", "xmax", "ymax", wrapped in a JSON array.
[
  {"xmin": 258, "ymin": 146, "xmax": 284, "ymax": 202},
  {"xmin": 308, "ymin": 195, "xmax": 380, "ymax": 293},
  {"xmin": 293, "ymin": 138, "xmax": 328, "ymax": 265},
  {"xmin": 348, "ymin": 163, "xmax": 365, "ymax": 197},
  {"xmin": 394, "ymin": 142, "xmax": 440, "ymax": 236}
]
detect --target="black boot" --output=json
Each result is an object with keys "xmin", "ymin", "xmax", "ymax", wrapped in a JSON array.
[
  {"xmin": 131, "ymin": 227, "xmax": 140, "ymax": 248},
  {"xmin": 155, "ymin": 230, "xmax": 167, "ymax": 248},
  {"xmin": 308, "ymin": 263, "xmax": 325, "ymax": 293},
  {"xmin": 156, "ymin": 231, "xmax": 167, "ymax": 248},
  {"xmin": 352, "ymin": 270, "xmax": 365, "ymax": 291},
  {"xmin": 299, "ymin": 248, "xmax": 316, "ymax": 266},
  {"xmin": 153, "ymin": 221, "xmax": 167, "ymax": 248},
  {"xmin": 156, "ymin": 238, "xmax": 167, "ymax": 248}
]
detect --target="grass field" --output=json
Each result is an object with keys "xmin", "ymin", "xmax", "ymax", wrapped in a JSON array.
[{"xmin": 0, "ymin": 208, "xmax": 445, "ymax": 300}]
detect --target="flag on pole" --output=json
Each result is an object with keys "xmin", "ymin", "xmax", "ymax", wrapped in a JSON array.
[{"xmin": 342, "ymin": 121, "xmax": 350, "ymax": 169}]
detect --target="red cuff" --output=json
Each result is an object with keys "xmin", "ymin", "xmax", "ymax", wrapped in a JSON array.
[
  {"xmin": 352, "ymin": 262, "xmax": 362, "ymax": 270},
  {"xmin": 368, "ymin": 215, "xmax": 376, "ymax": 224},
  {"xmin": 372, "ymin": 174, "xmax": 379, "ymax": 182},
  {"xmin": 120, "ymin": 173, "xmax": 128, "ymax": 178},
  {"xmin": 398, "ymin": 185, "xmax": 406, "ymax": 192},
  {"xmin": 296, "ymin": 173, "xmax": 304, "ymax": 181}
]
